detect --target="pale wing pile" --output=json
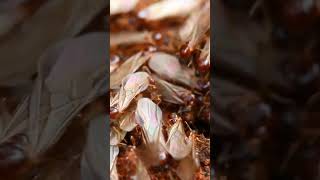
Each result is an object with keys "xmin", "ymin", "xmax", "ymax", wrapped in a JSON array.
[{"xmin": 110, "ymin": 0, "xmax": 210, "ymax": 179}]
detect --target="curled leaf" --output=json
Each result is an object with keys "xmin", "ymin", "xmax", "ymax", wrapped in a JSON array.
[
  {"xmin": 138, "ymin": 0, "xmax": 202, "ymax": 20},
  {"xmin": 165, "ymin": 119, "xmax": 192, "ymax": 160},
  {"xmin": 148, "ymin": 52, "xmax": 196, "ymax": 87},
  {"xmin": 118, "ymin": 72, "xmax": 150, "ymax": 112}
]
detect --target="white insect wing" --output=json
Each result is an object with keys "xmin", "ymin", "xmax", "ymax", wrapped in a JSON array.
[
  {"xmin": 148, "ymin": 52, "xmax": 196, "ymax": 88},
  {"xmin": 110, "ymin": 31, "xmax": 150, "ymax": 47},
  {"xmin": 110, "ymin": 145, "xmax": 120, "ymax": 171},
  {"xmin": 187, "ymin": 1, "xmax": 210, "ymax": 49},
  {"xmin": 110, "ymin": 92, "xmax": 120, "ymax": 108},
  {"xmin": 110, "ymin": 127, "xmax": 126, "ymax": 146},
  {"xmin": 110, "ymin": 145, "xmax": 120, "ymax": 180},
  {"xmin": 135, "ymin": 98, "xmax": 163, "ymax": 144},
  {"xmin": 110, "ymin": 52, "xmax": 150, "ymax": 89},
  {"xmin": 165, "ymin": 120, "xmax": 192, "ymax": 160},
  {"xmin": 138, "ymin": 0, "xmax": 201, "ymax": 20},
  {"xmin": 132, "ymin": 159, "xmax": 151, "ymax": 180},
  {"xmin": 118, "ymin": 72, "xmax": 150, "ymax": 112},
  {"xmin": 153, "ymin": 75, "xmax": 192, "ymax": 104},
  {"xmin": 119, "ymin": 112, "xmax": 137, "ymax": 132},
  {"xmin": 110, "ymin": 0, "xmax": 139, "ymax": 15}
]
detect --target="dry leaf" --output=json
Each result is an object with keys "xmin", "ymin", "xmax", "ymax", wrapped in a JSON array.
[{"xmin": 118, "ymin": 72, "xmax": 150, "ymax": 112}]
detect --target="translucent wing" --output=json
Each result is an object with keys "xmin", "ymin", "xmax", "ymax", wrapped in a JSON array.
[
  {"xmin": 110, "ymin": 52, "xmax": 150, "ymax": 89},
  {"xmin": 165, "ymin": 120, "xmax": 192, "ymax": 160},
  {"xmin": 110, "ymin": 0, "xmax": 139, "ymax": 15},
  {"xmin": 148, "ymin": 52, "xmax": 197, "ymax": 88},
  {"xmin": 118, "ymin": 72, "xmax": 150, "ymax": 112},
  {"xmin": 138, "ymin": 0, "xmax": 202, "ymax": 20},
  {"xmin": 135, "ymin": 98, "xmax": 163, "ymax": 144}
]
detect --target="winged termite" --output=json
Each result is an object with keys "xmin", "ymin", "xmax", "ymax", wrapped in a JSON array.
[
  {"xmin": 137, "ymin": 0, "xmax": 202, "ymax": 20},
  {"xmin": 110, "ymin": 0, "xmax": 139, "ymax": 15},
  {"xmin": 197, "ymin": 39, "xmax": 210, "ymax": 73},
  {"xmin": 110, "ymin": 126, "xmax": 126, "ymax": 145},
  {"xmin": 118, "ymin": 72, "xmax": 150, "ymax": 112},
  {"xmin": 110, "ymin": 145, "xmax": 119, "ymax": 171},
  {"xmin": 175, "ymin": 155, "xmax": 198, "ymax": 180},
  {"xmin": 110, "ymin": 31, "xmax": 151, "ymax": 47},
  {"xmin": 110, "ymin": 52, "xmax": 150, "ymax": 89},
  {"xmin": 152, "ymin": 75, "xmax": 193, "ymax": 104},
  {"xmin": 148, "ymin": 52, "xmax": 197, "ymax": 88},
  {"xmin": 119, "ymin": 112, "xmax": 137, "ymax": 132},
  {"xmin": 165, "ymin": 117, "xmax": 192, "ymax": 160},
  {"xmin": 110, "ymin": 91, "xmax": 119, "ymax": 108},
  {"xmin": 135, "ymin": 98, "xmax": 162, "ymax": 142},
  {"xmin": 110, "ymin": 55, "xmax": 120, "ymax": 74},
  {"xmin": 132, "ymin": 159, "xmax": 151, "ymax": 180},
  {"xmin": 110, "ymin": 0, "xmax": 210, "ymax": 178},
  {"xmin": 111, "ymin": 161, "xmax": 119, "ymax": 180},
  {"xmin": 179, "ymin": 0, "xmax": 210, "ymax": 51}
]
